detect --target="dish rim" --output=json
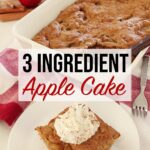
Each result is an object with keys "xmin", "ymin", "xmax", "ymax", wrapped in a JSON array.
[{"xmin": 7, "ymin": 101, "xmax": 140, "ymax": 150}]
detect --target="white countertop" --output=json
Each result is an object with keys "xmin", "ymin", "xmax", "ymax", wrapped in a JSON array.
[
  {"xmin": 0, "ymin": 122, "xmax": 11, "ymax": 150},
  {"xmin": 0, "ymin": 21, "xmax": 16, "ymax": 50}
]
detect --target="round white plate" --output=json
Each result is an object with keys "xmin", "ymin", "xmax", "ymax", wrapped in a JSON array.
[{"xmin": 7, "ymin": 102, "xmax": 140, "ymax": 150}]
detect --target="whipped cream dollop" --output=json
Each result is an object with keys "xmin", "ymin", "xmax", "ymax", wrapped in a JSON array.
[{"xmin": 54, "ymin": 104, "xmax": 100, "ymax": 144}]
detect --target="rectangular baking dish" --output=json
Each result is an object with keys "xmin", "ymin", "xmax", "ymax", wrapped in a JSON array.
[{"xmin": 13, "ymin": 0, "xmax": 148, "ymax": 74}]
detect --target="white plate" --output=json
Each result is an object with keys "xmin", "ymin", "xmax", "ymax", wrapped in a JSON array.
[{"xmin": 7, "ymin": 101, "xmax": 140, "ymax": 150}]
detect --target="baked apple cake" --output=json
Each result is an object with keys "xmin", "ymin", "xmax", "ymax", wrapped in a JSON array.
[
  {"xmin": 33, "ymin": 0, "xmax": 150, "ymax": 49},
  {"xmin": 36, "ymin": 104, "xmax": 120, "ymax": 150}
]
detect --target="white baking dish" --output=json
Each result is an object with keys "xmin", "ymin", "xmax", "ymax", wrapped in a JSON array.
[
  {"xmin": 13, "ymin": 0, "xmax": 76, "ymax": 49},
  {"xmin": 13, "ymin": 0, "xmax": 148, "ymax": 75}
]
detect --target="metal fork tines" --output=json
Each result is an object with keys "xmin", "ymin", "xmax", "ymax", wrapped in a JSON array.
[{"xmin": 132, "ymin": 56, "xmax": 149, "ymax": 117}]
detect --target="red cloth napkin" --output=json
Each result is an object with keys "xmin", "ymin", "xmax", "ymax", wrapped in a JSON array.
[
  {"xmin": 0, "ymin": 49, "xmax": 29, "ymax": 126},
  {"xmin": 123, "ymin": 76, "xmax": 150, "ymax": 110},
  {"xmin": 0, "ymin": 48, "xmax": 150, "ymax": 126},
  {"xmin": 123, "ymin": 48, "xmax": 150, "ymax": 109}
]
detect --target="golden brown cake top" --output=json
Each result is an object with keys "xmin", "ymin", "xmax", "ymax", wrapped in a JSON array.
[
  {"xmin": 33, "ymin": 0, "xmax": 150, "ymax": 49},
  {"xmin": 36, "ymin": 105, "xmax": 120, "ymax": 150}
]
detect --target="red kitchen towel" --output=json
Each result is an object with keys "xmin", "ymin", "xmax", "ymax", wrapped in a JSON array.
[
  {"xmin": 0, "ymin": 49, "xmax": 29, "ymax": 126},
  {"xmin": 123, "ymin": 76, "xmax": 150, "ymax": 110},
  {"xmin": 123, "ymin": 48, "xmax": 150, "ymax": 110},
  {"xmin": 0, "ymin": 48, "xmax": 150, "ymax": 126}
]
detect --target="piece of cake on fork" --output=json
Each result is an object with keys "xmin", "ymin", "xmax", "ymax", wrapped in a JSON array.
[{"xmin": 36, "ymin": 104, "xmax": 120, "ymax": 150}]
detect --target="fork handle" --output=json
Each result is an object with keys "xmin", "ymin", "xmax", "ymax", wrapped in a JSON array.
[{"xmin": 140, "ymin": 56, "xmax": 149, "ymax": 88}]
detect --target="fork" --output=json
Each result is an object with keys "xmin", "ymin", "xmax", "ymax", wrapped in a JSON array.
[{"xmin": 132, "ymin": 56, "xmax": 149, "ymax": 117}]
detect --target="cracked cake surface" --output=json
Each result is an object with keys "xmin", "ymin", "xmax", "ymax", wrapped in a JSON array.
[{"xmin": 33, "ymin": 0, "xmax": 150, "ymax": 49}]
